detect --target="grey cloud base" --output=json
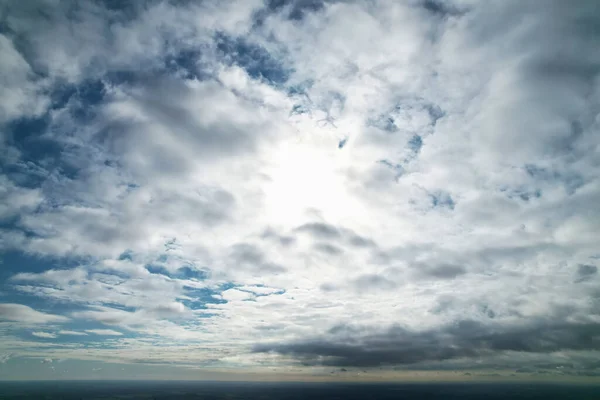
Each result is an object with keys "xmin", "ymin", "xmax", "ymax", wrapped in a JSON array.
[{"xmin": 254, "ymin": 319, "xmax": 600, "ymax": 370}]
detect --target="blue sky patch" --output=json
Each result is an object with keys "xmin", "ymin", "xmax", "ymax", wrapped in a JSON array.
[
  {"xmin": 215, "ymin": 33, "xmax": 290, "ymax": 86},
  {"xmin": 0, "ymin": 250, "xmax": 84, "ymax": 280},
  {"xmin": 429, "ymin": 190, "xmax": 455, "ymax": 210},
  {"xmin": 266, "ymin": 0, "xmax": 325, "ymax": 21},
  {"xmin": 164, "ymin": 49, "xmax": 212, "ymax": 81},
  {"xmin": 180, "ymin": 283, "xmax": 235, "ymax": 310},
  {"xmin": 407, "ymin": 135, "xmax": 423, "ymax": 154},
  {"xmin": 253, "ymin": 0, "xmax": 326, "ymax": 27}
]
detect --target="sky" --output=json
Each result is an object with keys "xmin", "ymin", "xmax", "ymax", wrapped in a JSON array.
[{"xmin": 0, "ymin": 0, "xmax": 599, "ymax": 382}]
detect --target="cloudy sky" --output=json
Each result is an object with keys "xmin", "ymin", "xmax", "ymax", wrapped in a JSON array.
[{"xmin": 1, "ymin": 0, "xmax": 600, "ymax": 381}]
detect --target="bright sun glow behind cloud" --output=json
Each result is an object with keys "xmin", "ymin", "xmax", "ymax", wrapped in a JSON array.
[{"xmin": 264, "ymin": 135, "xmax": 361, "ymax": 226}]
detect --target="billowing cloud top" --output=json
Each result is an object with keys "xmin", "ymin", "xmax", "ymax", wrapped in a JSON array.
[{"xmin": 1, "ymin": 0, "xmax": 599, "ymax": 381}]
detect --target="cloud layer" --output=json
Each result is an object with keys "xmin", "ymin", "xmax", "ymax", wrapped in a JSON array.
[{"xmin": 0, "ymin": 0, "xmax": 599, "ymax": 379}]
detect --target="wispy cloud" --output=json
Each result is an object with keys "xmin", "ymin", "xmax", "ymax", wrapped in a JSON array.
[
  {"xmin": 0, "ymin": 353, "xmax": 13, "ymax": 364},
  {"xmin": 0, "ymin": 304, "xmax": 69, "ymax": 324},
  {"xmin": 32, "ymin": 332, "xmax": 58, "ymax": 339},
  {"xmin": 85, "ymin": 329, "xmax": 124, "ymax": 337},
  {"xmin": 58, "ymin": 330, "xmax": 88, "ymax": 336}
]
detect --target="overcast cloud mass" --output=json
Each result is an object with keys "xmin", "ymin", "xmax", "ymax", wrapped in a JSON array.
[{"xmin": 1, "ymin": 0, "xmax": 600, "ymax": 381}]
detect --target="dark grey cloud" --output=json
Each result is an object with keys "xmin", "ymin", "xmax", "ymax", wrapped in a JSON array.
[
  {"xmin": 313, "ymin": 243, "xmax": 343, "ymax": 256},
  {"xmin": 150, "ymin": 187, "xmax": 236, "ymax": 227},
  {"xmin": 294, "ymin": 222, "xmax": 341, "ymax": 239},
  {"xmin": 419, "ymin": 0, "xmax": 466, "ymax": 18},
  {"xmin": 319, "ymin": 283, "xmax": 337, "ymax": 292},
  {"xmin": 261, "ymin": 227, "xmax": 296, "ymax": 247},
  {"xmin": 294, "ymin": 222, "xmax": 377, "ymax": 250},
  {"xmin": 353, "ymin": 274, "xmax": 397, "ymax": 291},
  {"xmin": 575, "ymin": 264, "xmax": 597, "ymax": 283},
  {"xmin": 254, "ymin": 319, "xmax": 600, "ymax": 368},
  {"xmin": 416, "ymin": 263, "xmax": 466, "ymax": 280},
  {"xmin": 228, "ymin": 243, "xmax": 286, "ymax": 273},
  {"xmin": 229, "ymin": 243, "xmax": 265, "ymax": 265},
  {"xmin": 346, "ymin": 234, "xmax": 376, "ymax": 248}
]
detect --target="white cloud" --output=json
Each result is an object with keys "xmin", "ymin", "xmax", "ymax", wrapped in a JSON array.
[
  {"xmin": 32, "ymin": 332, "xmax": 58, "ymax": 339},
  {"xmin": 58, "ymin": 330, "xmax": 88, "ymax": 336},
  {"xmin": 221, "ymin": 288, "xmax": 255, "ymax": 302},
  {"xmin": 0, "ymin": 353, "xmax": 13, "ymax": 363},
  {"xmin": 0, "ymin": 176, "xmax": 43, "ymax": 221},
  {"xmin": 0, "ymin": 35, "xmax": 49, "ymax": 125},
  {"xmin": 85, "ymin": 329, "xmax": 124, "ymax": 336},
  {"xmin": 0, "ymin": 304, "xmax": 69, "ymax": 324}
]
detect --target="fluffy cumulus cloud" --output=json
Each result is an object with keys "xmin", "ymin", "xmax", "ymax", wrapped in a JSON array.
[{"xmin": 0, "ymin": 0, "xmax": 599, "ymax": 380}]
